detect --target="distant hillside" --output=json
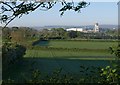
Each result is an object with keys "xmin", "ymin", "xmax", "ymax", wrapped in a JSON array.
[
  {"xmin": 86, "ymin": 25, "xmax": 117, "ymax": 29},
  {"xmin": 99, "ymin": 25, "xmax": 117, "ymax": 29}
]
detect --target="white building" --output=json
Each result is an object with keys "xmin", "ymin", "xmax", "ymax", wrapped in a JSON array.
[
  {"xmin": 66, "ymin": 28, "xmax": 83, "ymax": 32},
  {"xmin": 94, "ymin": 23, "xmax": 99, "ymax": 32},
  {"xmin": 66, "ymin": 23, "xmax": 100, "ymax": 33}
]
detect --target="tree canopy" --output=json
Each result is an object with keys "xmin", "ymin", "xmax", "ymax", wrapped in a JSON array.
[{"xmin": 0, "ymin": 0, "xmax": 90, "ymax": 27}]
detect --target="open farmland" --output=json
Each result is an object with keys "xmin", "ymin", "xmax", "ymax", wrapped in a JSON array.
[
  {"xmin": 24, "ymin": 40, "xmax": 118, "ymax": 60},
  {"xmin": 24, "ymin": 49, "xmax": 115, "ymax": 60},
  {"xmin": 35, "ymin": 40, "xmax": 118, "ymax": 49}
]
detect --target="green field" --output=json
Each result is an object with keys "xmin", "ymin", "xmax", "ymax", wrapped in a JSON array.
[
  {"xmin": 24, "ymin": 40, "xmax": 118, "ymax": 60},
  {"xmin": 24, "ymin": 49, "xmax": 115, "ymax": 60},
  {"xmin": 35, "ymin": 40, "xmax": 118, "ymax": 49}
]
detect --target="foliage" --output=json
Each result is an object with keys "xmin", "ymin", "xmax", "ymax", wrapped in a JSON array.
[
  {"xmin": 2, "ymin": 27, "xmax": 118, "ymax": 44},
  {"xmin": 2, "ymin": 27, "xmax": 39, "ymax": 47},
  {"xmin": 2, "ymin": 27, "xmax": 12, "ymax": 42},
  {"xmin": 10, "ymin": 27, "xmax": 38, "ymax": 43},
  {"xmin": 99, "ymin": 66, "xmax": 120, "ymax": 84},
  {"xmin": 2, "ymin": 78, "xmax": 15, "ymax": 85},
  {"xmin": 1, "ymin": 67, "xmax": 92, "ymax": 83},
  {"xmin": 0, "ymin": 0, "xmax": 89, "ymax": 27},
  {"xmin": 38, "ymin": 28, "xmax": 118, "ymax": 40},
  {"xmin": 110, "ymin": 45, "xmax": 120, "ymax": 59},
  {"xmin": 2, "ymin": 42, "xmax": 26, "ymax": 71},
  {"xmin": 1, "ymin": 66, "xmax": 111, "ymax": 84},
  {"xmin": 99, "ymin": 45, "xmax": 120, "ymax": 84},
  {"xmin": 2, "ymin": 63, "xmax": 120, "ymax": 84},
  {"xmin": 68, "ymin": 31, "xmax": 77, "ymax": 38}
]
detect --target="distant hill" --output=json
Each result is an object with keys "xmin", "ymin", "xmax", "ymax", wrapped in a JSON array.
[
  {"xmin": 85, "ymin": 25, "xmax": 117, "ymax": 29},
  {"xmin": 99, "ymin": 25, "xmax": 117, "ymax": 29}
]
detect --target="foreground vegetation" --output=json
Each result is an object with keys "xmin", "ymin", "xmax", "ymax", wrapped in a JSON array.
[{"xmin": 2, "ymin": 58, "xmax": 120, "ymax": 84}]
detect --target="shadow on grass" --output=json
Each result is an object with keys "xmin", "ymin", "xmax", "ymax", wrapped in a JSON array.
[
  {"xmin": 33, "ymin": 40, "xmax": 50, "ymax": 46},
  {"xmin": 3, "ymin": 57, "xmax": 114, "ymax": 83}
]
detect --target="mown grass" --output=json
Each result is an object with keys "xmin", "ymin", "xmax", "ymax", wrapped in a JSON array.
[
  {"xmin": 36, "ymin": 40, "xmax": 118, "ymax": 49},
  {"xmin": 24, "ymin": 49, "xmax": 115, "ymax": 60},
  {"xmin": 24, "ymin": 40, "xmax": 118, "ymax": 60}
]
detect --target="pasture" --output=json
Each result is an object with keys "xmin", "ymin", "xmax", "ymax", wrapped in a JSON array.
[
  {"xmin": 24, "ymin": 49, "xmax": 115, "ymax": 60},
  {"xmin": 35, "ymin": 40, "xmax": 118, "ymax": 49},
  {"xmin": 26, "ymin": 40, "xmax": 118, "ymax": 59}
]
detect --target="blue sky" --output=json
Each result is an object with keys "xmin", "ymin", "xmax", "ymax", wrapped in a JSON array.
[{"xmin": 5, "ymin": 2, "xmax": 118, "ymax": 27}]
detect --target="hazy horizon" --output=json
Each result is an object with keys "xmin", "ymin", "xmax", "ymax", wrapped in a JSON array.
[{"xmin": 6, "ymin": 24, "xmax": 118, "ymax": 28}]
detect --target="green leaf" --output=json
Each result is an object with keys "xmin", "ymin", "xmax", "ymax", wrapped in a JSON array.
[
  {"xmin": 106, "ymin": 66, "xmax": 110, "ymax": 69},
  {"xmin": 103, "ymin": 71, "xmax": 107, "ymax": 75},
  {"xmin": 101, "ymin": 68, "xmax": 104, "ymax": 71},
  {"xmin": 112, "ymin": 69, "xmax": 116, "ymax": 73},
  {"xmin": 115, "ymin": 74, "xmax": 118, "ymax": 77}
]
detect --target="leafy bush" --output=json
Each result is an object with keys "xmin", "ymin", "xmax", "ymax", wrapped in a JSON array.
[
  {"xmin": 99, "ymin": 45, "xmax": 120, "ymax": 84},
  {"xmin": 2, "ymin": 42, "xmax": 26, "ymax": 70},
  {"xmin": 99, "ymin": 65, "xmax": 120, "ymax": 84}
]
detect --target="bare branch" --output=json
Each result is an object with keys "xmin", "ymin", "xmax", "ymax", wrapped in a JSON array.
[
  {"xmin": 1, "ymin": 2, "xmax": 15, "ymax": 12},
  {"xmin": 0, "ymin": 1, "xmax": 89, "ymax": 27},
  {"xmin": 3, "ymin": 16, "xmax": 16, "ymax": 28}
]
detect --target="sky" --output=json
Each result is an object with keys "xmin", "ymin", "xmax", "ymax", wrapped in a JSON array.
[{"xmin": 1, "ymin": 2, "xmax": 118, "ymax": 27}]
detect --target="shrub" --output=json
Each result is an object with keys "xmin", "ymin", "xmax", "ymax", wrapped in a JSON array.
[{"xmin": 2, "ymin": 42, "xmax": 26, "ymax": 71}]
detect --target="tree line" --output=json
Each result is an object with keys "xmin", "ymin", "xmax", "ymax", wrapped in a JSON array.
[{"xmin": 2, "ymin": 27, "xmax": 118, "ymax": 44}]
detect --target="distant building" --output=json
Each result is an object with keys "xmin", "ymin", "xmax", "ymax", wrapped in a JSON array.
[
  {"xmin": 66, "ymin": 28, "xmax": 83, "ymax": 32},
  {"xmin": 66, "ymin": 22, "xmax": 100, "ymax": 33},
  {"xmin": 94, "ymin": 23, "xmax": 99, "ymax": 32}
]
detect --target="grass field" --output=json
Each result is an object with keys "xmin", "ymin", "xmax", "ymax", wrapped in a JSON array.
[
  {"xmin": 24, "ymin": 40, "xmax": 118, "ymax": 60},
  {"xmin": 35, "ymin": 40, "xmax": 118, "ymax": 49},
  {"xmin": 24, "ymin": 49, "xmax": 115, "ymax": 60}
]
